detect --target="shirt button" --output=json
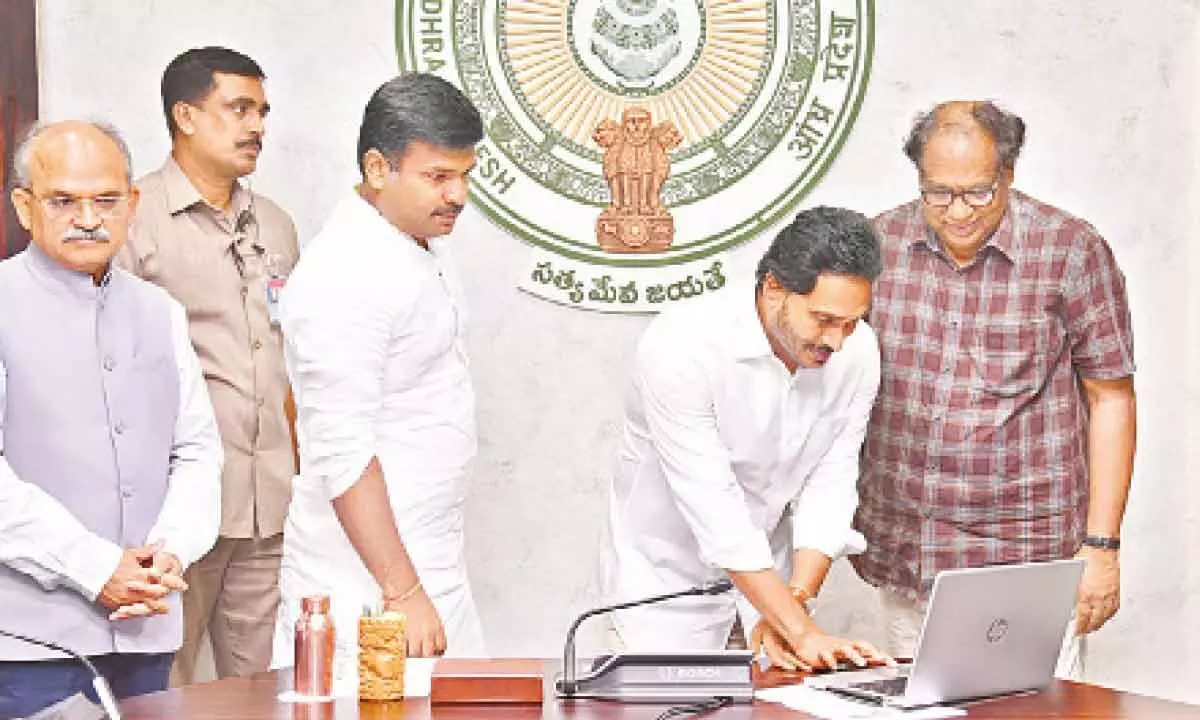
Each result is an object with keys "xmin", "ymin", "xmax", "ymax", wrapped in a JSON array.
[
  {"xmin": 252, "ymin": 339, "xmax": 263, "ymax": 351},
  {"xmin": 102, "ymin": 356, "xmax": 116, "ymax": 371},
  {"xmin": 241, "ymin": 286, "xmax": 249, "ymax": 298},
  {"xmin": 114, "ymin": 420, "xmax": 126, "ymax": 435},
  {"xmin": 257, "ymin": 397, "xmax": 266, "ymax": 408},
  {"xmin": 121, "ymin": 488, "xmax": 133, "ymax": 499}
]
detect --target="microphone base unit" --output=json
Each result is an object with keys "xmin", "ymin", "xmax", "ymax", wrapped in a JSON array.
[{"xmin": 555, "ymin": 650, "xmax": 754, "ymax": 704}]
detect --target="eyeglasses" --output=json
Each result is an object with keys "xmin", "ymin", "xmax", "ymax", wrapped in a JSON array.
[
  {"xmin": 919, "ymin": 183, "xmax": 998, "ymax": 209},
  {"xmin": 23, "ymin": 190, "xmax": 130, "ymax": 220}
]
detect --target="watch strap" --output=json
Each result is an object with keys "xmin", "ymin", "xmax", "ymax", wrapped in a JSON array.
[{"xmin": 1082, "ymin": 534, "xmax": 1121, "ymax": 550}]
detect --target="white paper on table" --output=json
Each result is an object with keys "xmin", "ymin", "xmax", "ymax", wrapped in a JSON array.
[
  {"xmin": 756, "ymin": 684, "xmax": 967, "ymax": 719},
  {"xmin": 278, "ymin": 657, "xmax": 438, "ymax": 702},
  {"xmin": 398, "ymin": 658, "xmax": 436, "ymax": 697}
]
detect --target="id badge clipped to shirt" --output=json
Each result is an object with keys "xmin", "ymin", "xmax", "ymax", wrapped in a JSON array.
[{"xmin": 264, "ymin": 252, "xmax": 287, "ymax": 327}]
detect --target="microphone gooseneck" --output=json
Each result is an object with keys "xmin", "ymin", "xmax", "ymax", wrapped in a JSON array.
[
  {"xmin": 559, "ymin": 579, "xmax": 734, "ymax": 695},
  {"xmin": 0, "ymin": 629, "xmax": 123, "ymax": 720}
]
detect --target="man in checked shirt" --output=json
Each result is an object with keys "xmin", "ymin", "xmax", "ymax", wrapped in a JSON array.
[{"xmin": 853, "ymin": 101, "xmax": 1136, "ymax": 675}]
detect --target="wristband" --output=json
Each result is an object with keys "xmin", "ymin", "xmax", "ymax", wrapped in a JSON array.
[{"xmin": 789, "ymin": 585, "xmax": 815, "ymax": 612}]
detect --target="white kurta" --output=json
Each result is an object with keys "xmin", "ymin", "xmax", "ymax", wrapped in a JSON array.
[
  {"xmin": 601, "ymin": 285, "xmax": 880, "ymax": 649},
  {"xmin": 271, "ymin": 192, "xmax": 485, "ymax": 685}
]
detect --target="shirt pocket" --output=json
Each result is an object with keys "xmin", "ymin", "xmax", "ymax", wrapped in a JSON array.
[{"xmin": 969, "ymin": 319, "xmax": 1056, "ymax": 398}]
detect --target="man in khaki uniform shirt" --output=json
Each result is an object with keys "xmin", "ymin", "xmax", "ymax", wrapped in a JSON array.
[{"xmin": 117, "ymin": 47, "xmax": 298, "ymax": 683}]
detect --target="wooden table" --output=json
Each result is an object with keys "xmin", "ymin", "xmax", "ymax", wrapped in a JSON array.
[{"xmin": 119, "ymin": 663, "xmax": 1200, "ymax": 719}]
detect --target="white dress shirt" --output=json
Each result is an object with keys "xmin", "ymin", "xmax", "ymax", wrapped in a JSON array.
[
  {"xmin": 272, "ymin": 191, "xmax": 484, "ymax": 687},
  {"xmin": 602, "ymin": 284, "xmax": 880, "ymax": 649},
  {"xmin": 0, "ymin": 295, "xmax": 222, "ymax": 599}
]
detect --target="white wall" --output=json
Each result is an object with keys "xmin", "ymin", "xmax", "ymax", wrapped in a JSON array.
[{"xmin": 37, "ymin": 0, "xmax": 1200, "ymax": 704}]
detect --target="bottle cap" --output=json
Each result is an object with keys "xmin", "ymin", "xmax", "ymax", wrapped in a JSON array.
[{"xmin": 301, "ymin": 595, "xmax": 331, "ymax": 614}]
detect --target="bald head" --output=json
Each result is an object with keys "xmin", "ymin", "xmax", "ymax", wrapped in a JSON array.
[
  {"xmin": 903, "ymin": 100, "xmax": 1026, "ymax": 173},
  {"xmin": 12, "ymin": 120, "xmax": 133, "ymax": 190},
  {"xmin": 9, "ymin": 119, "xmax": 139, "ymax": 283},
  {"xmin": 930, "ymin": 100, "xmax": 981, "ymax": 125}
]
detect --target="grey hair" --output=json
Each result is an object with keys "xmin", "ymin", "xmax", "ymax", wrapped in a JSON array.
[
  {"xmin": 902, "ymin": 100, "xmax": 1026, "ymax": 172},
  {"xmin": 11, "ymin": 119, "xmax": 134, "ymax": 189}
]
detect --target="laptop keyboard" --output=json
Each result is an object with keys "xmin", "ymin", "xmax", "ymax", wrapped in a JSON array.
[{"xmin": 848, "ymin": 676, "xmax": 909, "ymax": 697}]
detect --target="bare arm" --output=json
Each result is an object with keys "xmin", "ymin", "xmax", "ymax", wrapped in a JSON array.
[
  {"xmin": 789, "ymin": 548, "xmax": 832, "ymax": 598},
  {"xmin": 733, "ymin": 548, "xmax": 831, "ymax": 641},
  {"xmin": 285, "ymin": 388, "xmax": 300, "ymax": 473},
  {"xmin": 331, "ymin": 456, "xmax": 446, "ymax": 656},
  {"xmin": 734, "ymin": 548, "xmax": 887, "ymax": 671},
  {"xmin": 331, "ymin": 457, "xmax": 419, "ymax": 598},
  {"xmin": 1074, "ymin": 375, "xmax": 1136, "ymax": 635},
  {"xmin": 729, "ymin": 568, "xmax": 818, "ymax": 644},
  {"xmin": 1082, "ymin": 376, "xmax": 1136, "ymax": 538}
]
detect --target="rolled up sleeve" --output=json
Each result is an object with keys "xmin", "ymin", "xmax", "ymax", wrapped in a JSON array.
[
  {"xmin": 791, "ymin": 336, "xmax": 880, "ymax": 559},
  {"xmin": 637, "ymin": 325, "xmax": 774, "ymax": 572},
  {"xmin": 282, "ymin": 264, "xmax": 394, "ymax": 500}
]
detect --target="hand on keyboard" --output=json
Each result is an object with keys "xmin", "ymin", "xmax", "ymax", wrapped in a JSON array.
[{"xmin": 752, "ymin": 621, "xmax": 895, "ymax": 673}]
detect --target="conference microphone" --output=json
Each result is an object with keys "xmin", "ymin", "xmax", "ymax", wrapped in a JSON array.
[
  {"xmin": 0, "ymin": 629, "xmax": 122, "ymax": 720},
  {"xmin": 558, "ymin": 579, "xmax": 733, "ymax": 696}
]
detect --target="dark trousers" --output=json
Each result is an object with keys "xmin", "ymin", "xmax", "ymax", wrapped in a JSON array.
[{"xmin": 0, "ymin": 652, "xmax": 172, "ymax": 719}]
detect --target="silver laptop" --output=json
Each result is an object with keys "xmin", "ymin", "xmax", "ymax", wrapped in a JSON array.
[{"xmin": 807, "ymin": 559, "xmax": 1084, "ymax": 709}]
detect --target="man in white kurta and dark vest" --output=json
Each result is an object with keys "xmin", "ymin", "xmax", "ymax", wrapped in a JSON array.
[
  {"xmin": 0, "ymin": 120, "xmax": 222, "ymax": 718},
  {"xmin": 271, "ymin": 73, "xmax": 486, "ymax": 686}
]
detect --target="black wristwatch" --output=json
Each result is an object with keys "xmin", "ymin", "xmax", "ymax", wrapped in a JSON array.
[{"xmin": 1081, "ymin": 534, "xmax": 1121, "ymax": 551}]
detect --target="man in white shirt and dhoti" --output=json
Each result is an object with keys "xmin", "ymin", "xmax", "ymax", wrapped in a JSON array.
[
  {"xmin": 602, "ymin": 206, "xmax": 892, "ymax": 671},
  {"xmin": 271, "ymin": 73, "xmax": 486, "ymax": 675}
]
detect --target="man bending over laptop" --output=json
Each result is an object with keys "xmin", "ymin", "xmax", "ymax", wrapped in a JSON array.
[{"xmin": 600, "ymin": 207, "xmax": 891, "ymax": 672}]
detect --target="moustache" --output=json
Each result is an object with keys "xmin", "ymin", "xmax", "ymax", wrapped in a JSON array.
[
  {"xmin": 63, "ymin": 227, "xmax": 112, "ymax": 244},
  {"xmin": 236, "ymin": 137, "xmax": 263, "ymax": 151},
  {"xmin": 432, "ymin": 204, "xmax": 463, "ymax": 218}
]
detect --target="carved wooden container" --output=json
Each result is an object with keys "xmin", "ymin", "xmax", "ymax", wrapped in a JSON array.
[{"xmin": 358, "ymin": 612, "xmax": 406, "ymax": 701}]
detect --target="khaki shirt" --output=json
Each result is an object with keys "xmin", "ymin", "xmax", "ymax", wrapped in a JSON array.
[{"xmin": 117, "ymin": 156, "xmax": 298, "ymax": 539}]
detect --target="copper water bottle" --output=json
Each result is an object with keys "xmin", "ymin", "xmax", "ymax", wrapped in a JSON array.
[{"xmin": 294, "ymin": 595, "xmax": 335, "ymax": 696}]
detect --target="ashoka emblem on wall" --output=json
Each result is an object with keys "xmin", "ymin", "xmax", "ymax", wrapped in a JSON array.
[{"xmin": 397, "ymin": 0, "xmax": 873, "ymax": 311}]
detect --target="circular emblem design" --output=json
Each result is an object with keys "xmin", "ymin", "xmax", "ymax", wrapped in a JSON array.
[{"xmin": 397, "ymin": 0, "xmax": 872, "ymax": 309}]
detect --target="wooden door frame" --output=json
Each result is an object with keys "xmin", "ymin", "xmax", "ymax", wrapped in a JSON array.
[{"xmin": 1, "ymin": 0, "xmax": 38, "ymax": 259}]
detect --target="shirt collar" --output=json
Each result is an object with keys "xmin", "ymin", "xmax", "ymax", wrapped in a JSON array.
[
  {"xmin": 160, "ymin": 155, "xmax": 252, "ymax": 220},
  {"xmin": 728, "ymin": 284, "xmax": 838, "ymax": 379},
  {"xmin": 23, "ymin": 241, "xmax": 114, "ymax": 301},
  {"xmin": 908, "ymin": 195, "xmax": 1019, "ymax": 265},
  {"xmin": 730, "ymin": 285, "xmax": 776, "ymax": 361},
  {"xmin": 340, "ymin": 187, "xmax": 436, "ymax": 262}
]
